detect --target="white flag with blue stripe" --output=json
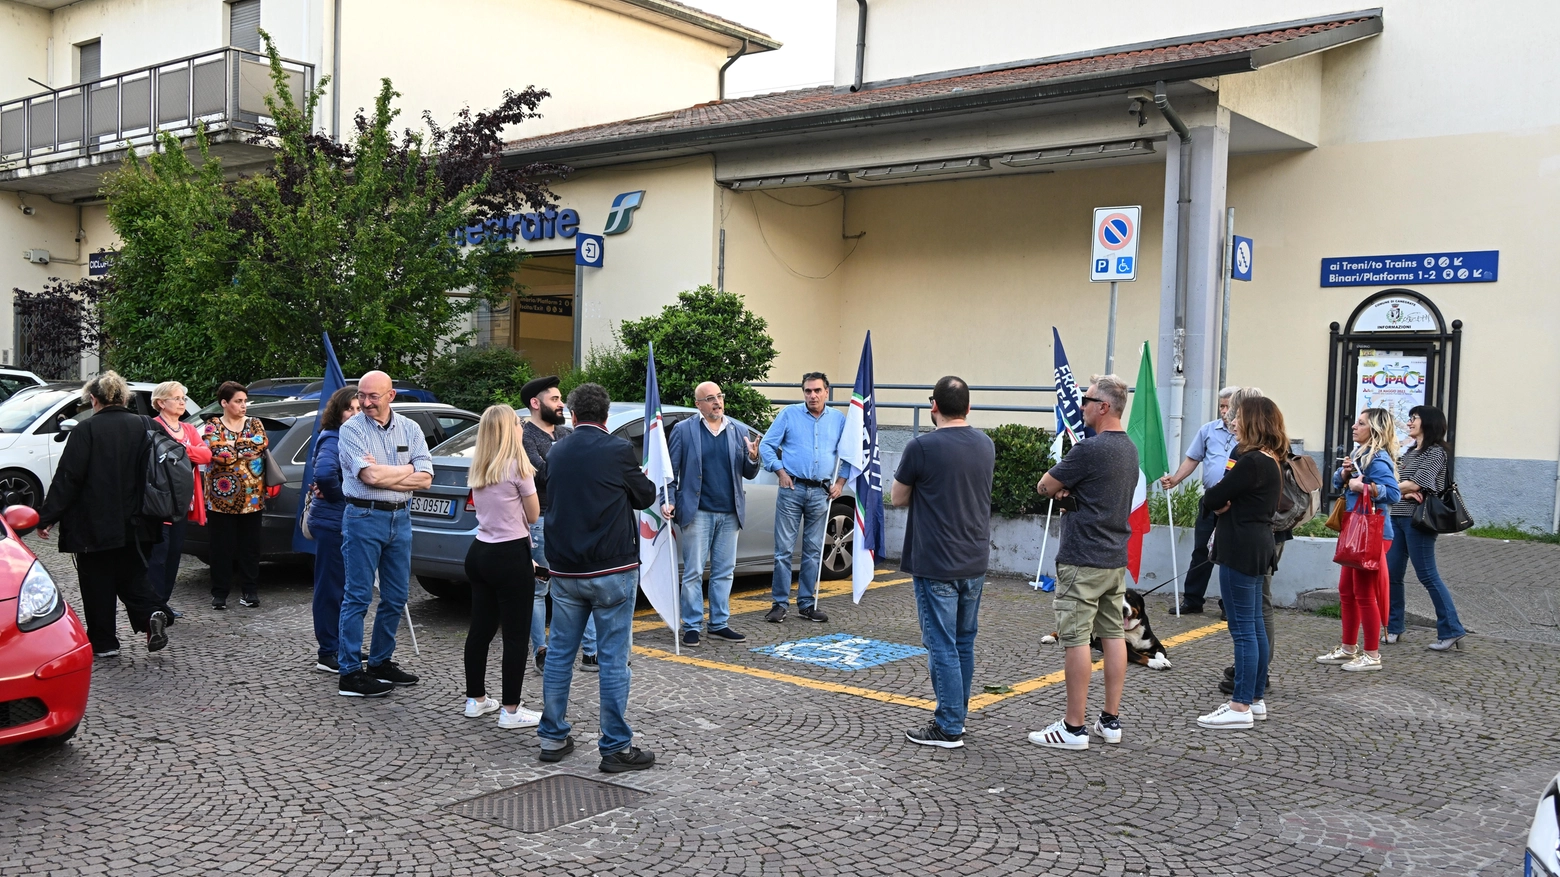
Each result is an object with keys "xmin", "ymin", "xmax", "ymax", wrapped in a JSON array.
[{"xmin": 834, "ymin": 332, "xmax": 883, "ymax": 604}]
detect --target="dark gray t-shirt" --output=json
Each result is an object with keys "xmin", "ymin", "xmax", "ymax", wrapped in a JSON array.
[
  {"xmin": 894, "ymin": 426, "xmax": 995, "ymax": 580},
  {"xmin": 1047, "ymin": 430, "xmax": 1139, "ymax": 569}
]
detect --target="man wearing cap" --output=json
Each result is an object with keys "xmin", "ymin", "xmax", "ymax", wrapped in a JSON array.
[
  {"xmin": 759, "ymin": 372, "xmax": 847, "ymax": 624},
  {"xmin": 521, "ymin": 375, "xmax": 597, "ymax": 672}
]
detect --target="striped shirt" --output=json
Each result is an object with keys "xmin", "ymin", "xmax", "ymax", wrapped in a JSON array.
[
  {"xmin": 1389, "ymin": 444, "xmax": 1447, "ymax": 517},
  {"xmin": 338, "ymin": 412, "xmax": 433, "ymax": 502}
]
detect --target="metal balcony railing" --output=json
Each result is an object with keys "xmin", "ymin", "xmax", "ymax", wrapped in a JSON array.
[{"xmin": 0, "ymin": 47, "xmax": 313, "ymax": 167}]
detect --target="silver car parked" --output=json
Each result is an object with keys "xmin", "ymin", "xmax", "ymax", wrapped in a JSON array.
[{"xmin": 410, "ymin": 402, "xmax": 859, "ymax": 599}]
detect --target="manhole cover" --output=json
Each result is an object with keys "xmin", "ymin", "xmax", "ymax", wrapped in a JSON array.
[{"xmin": 447, "ymin": 774, "xmax": 651, "ymax": 833}]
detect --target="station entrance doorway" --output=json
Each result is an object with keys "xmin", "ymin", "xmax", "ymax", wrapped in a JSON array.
[{"xmin": 476, "ymin": 252, "xmax": 576, "ymax": 376}]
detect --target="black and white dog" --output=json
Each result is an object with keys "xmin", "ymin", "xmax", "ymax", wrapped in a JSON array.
[{"xmin": 1040, "ymin": 588, "xmax": 1171, "ymax": 670}]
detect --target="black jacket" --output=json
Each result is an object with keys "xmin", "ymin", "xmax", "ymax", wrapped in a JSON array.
[
  {"xmin": 37, "ymin": 406, "xmax": 162, "ymax": 554},
  {"xmin": 543, "ymin": 424, "xmax": 656, "ymax": 576},
  {"xmin": 1201, "ymin": 448, "xmax": 1281, "ymax": 577}
]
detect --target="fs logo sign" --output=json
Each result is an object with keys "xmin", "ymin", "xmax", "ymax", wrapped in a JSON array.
[{"xmin": 602, "ymin": 190, "xmax": 645, "ymax": 235}]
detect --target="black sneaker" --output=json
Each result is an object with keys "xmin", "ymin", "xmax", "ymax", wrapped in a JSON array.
[
  {"xmin": 798, "ymin": 606, "xmax": 829, "ymax": 623},
  {"xmin": 580, "ymin": 654, "xmax": 600, "ymax": 672},
  {"xmin": 339, "ymin": 670, "xmax": 393, "ymax": 698},
  {"xmin": 315, "ymin": 654, "xmax": 340, "ymax": 673},
  {"xmin": 707, "ymin": 627, "xmax": 746, "ymax": 643},
  {"xmin": 146, "ymin": 611, "xmax": 169, "ymax": 653},
  {"xmin": 764, "ymin": 603, "xmax": 788, "ymax": 624},
  {"xmin": 368, "ymin": 661, "xmax": 419, "ymax": 686},
  {"xmin": 539, "ymin": 736, "xmax": 575, "ymax": 763},
  {"xmin": 1223, "ymin": 666, "xmax": 1236, "ymax": 681},
  {"xmin": 211, "ymin": 600, "xmax": 226, "ymax": 611},
  {"xmin": 599, "ymin": 747, "xmax": 656, "ymax": 773},
  {"xmin": 1177, "ymin": 603, "xmax": 1204, "ymax": 615},
  {"xmin": 534, "ymin": 648, "xmax": 547, "ymax": 671},
  {"xmin": 905, "ymin": 721, "xmax": 964, "ymax": 749},
  {"xmin": 682, "ymin": 630, "xmax": 700, "ymax": 648},
  {"xmin": 239, "ymin": 596, "xmax": 260, "ymax": 609}
]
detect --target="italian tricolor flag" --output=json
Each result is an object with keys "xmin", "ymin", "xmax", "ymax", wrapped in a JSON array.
[{"xmin": 1124, "ymin": 342, "xmax": 1170, "ymax": 583}]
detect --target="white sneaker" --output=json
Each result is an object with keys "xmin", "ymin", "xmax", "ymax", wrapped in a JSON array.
[
  {"xmin": 1197, "ymin": 703, "xmax": 1254, "ymax": 729},
  {"xmin": 464, "ymin": 696, "xmax": 500, "ymax": 718},
  {"xmin": 497, "ymin": 705, "xmax": 542, "ymax": 729},
  {"xmin": 1315, "ymin": 645, "xmax": 1360, "ymax": 665},
  {"xmin": 1340, "ymin": 652, "xmax": 1383, "ymax": 672},
  {"xmin": 1092, "ymin": 717, "xmax": 1123, "ymax": 744},
  {"xmin": 1249, "ymin": 700, "xmax": 1268, "ymax": 722},
  {"xmin": 1028, "ymin": 720, "xmax": 1089, "ymax": 750}
]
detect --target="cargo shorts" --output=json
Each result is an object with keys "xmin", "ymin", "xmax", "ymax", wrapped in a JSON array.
[{"xmin": 1053, "ymin": 563, "xmax": 1128, "ymax": 648}]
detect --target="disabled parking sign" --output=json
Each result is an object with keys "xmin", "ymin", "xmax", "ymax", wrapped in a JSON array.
[
  {"xmin": 754, "ymin": 633, "xmax": 926, "ymax": 671},
  {"xmin": 1091, "ymin": 206, "xmax": 1140, "ymax": 282}
]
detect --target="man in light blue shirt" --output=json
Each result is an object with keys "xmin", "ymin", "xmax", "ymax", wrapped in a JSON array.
[
  {"xmin": 1159, "ymin": 387, "xmax": 1240, "ymax": 614},
  {"xmin": 760, "ymin": 373, "xmax": 846, "ymax": 624}
]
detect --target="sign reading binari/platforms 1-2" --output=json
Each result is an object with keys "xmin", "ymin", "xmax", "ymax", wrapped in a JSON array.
[{"xmin": 1320, "ymin": 250, "xmax": 1498, "ymax": 287}]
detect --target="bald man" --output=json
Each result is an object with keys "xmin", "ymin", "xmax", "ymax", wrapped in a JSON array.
[
  {"xmin": 335, "ymin": 370, "xmax": 434, "ymax": 698},
  {"xmin": 665, "ymin": 381, "xmax": 761, "ymax": 648}
]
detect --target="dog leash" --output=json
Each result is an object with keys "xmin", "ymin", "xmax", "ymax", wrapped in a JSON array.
[{"xmin": 1136, "ymin": 558, "xmax": 1216, "ymax": 597}]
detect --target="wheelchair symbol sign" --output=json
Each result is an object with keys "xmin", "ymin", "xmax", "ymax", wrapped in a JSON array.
[{"xmin": 755, "ymin": 634, "xmax": 927, "ymax": 670}]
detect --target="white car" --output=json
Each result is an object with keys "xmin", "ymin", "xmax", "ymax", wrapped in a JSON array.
[
  {"xmin": 0, "ymin": 381, "xmax": 203, "ymax": 508},
  {"xmin": 0, "ymin": 369, "xmax": 46, "ymax": 403},
  {"xmin": 1531, "ymin": 772, "xmax": 1560, "ymax": 877}
]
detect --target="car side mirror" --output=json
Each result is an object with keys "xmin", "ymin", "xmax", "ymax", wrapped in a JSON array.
[{"xmin": 4, "ymin": 505, "xmax": 39, "ymax": 535}]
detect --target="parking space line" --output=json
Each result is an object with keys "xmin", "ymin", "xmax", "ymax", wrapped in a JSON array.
[
  {"xmin": 631, "ymin": 645, "xmax": 938, "ymax": 710},
  {"xmin": 628, "ymin": 571, "xmax": 912, "ymax": 633}
]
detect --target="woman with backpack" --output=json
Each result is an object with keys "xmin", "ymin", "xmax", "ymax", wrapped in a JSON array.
[
  {"xmin": 1316, "ymin": 408, "xmax": 1401, "ymax": 672},
  {"xmin": 202, "ymin": 381, "xmax": 269, "ymax": 610},
  {"xmin": 307, "ymin": 387, "xmax": 359, "ymax": 673},
  {"xmin": 1385, "ymin": 405, "xmax": 1467, "ymax": 651},
  {"xmin": 143, "ymin": 381, "xmax": 213, "ymax": 620},
  {"xmin": 1195, "ymin": 395, "xmax": 1285, "ymax": 729}
]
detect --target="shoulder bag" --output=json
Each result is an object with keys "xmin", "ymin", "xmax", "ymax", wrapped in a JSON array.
[{"xmin": 1412, "ymin": 482, "xmax": 1474, "ymax": 534}]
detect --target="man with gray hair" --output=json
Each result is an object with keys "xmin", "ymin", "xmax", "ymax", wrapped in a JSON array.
[{"xmin": 1159, "ymin": 385, "xmax": 1243, "ymax": 614}]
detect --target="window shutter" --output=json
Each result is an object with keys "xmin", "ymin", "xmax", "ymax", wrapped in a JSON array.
[
  {"xmin": 79, "ymin": 41, "xmax": 101, "ymax": 83},
  {"xmin": 230, "ymin": 0, "xmax": 262, "ymax": 51}
]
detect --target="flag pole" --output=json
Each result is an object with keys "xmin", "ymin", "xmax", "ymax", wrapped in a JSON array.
[
  {"xmin": 668, "ymin": 486, "xmax": 680, "ymax": 657},
  {"xmin": 1032, "ymin": 499, "xmax": 1054, "ymax": 588},
  {"xmin": 1166, "ymin": 485, "xmax": 1180, "ymax": 616}
]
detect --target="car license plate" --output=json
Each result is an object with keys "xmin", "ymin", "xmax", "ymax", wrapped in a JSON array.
[{"xmin": 409, "ymin": 495, "xmax": 454, "ymax": 518}]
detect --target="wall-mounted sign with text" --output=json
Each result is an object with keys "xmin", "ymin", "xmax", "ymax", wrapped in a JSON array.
[
  {"xmin": 1320, "ymin": 250, "xmax": 1498, "ymax": 287},
  {"xmin": 515, "ymin": 296, "xmax": 573, "ymax": 317},
  {"xmin": 88, "ymin": 249, "xmax": 117, "ymax": 276}
]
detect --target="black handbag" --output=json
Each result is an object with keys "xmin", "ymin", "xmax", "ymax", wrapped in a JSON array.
[{"xmin": 1412, "ymin": 482, "xmax": 1474, "ymax": 534}]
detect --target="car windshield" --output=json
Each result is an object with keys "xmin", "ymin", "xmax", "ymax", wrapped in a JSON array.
[
  {"xmin": 431, "ymin": 428, "xmax": 479, "ymax": 458},
  {"xmin": 0, "ymin": 387, "xmax": 76, "ymax": 432}
]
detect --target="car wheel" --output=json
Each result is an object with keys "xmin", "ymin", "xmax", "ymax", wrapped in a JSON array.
[
  {"xmin": 0, "ymin": 469, "xmax": 43, "ymax": 509},
  {"xmin": 820, "ymin": 500, "xmax": 855, "ymax": 581},
  {"xmin": 417, "ymin": 576, "xmax": 469, "ymax": 600}
]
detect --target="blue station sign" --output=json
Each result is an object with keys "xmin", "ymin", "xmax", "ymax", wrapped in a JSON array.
[{"xmin": 1320, "ymin": 250, "xmax": 1498, "ymax": 287}]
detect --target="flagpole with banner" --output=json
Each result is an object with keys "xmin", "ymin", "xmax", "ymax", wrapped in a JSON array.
[
  {"xmin": 1124, "ymin": 342, "xmax": 1172, "ymax": 604},
  {"xmin": 834, "ymin": 332, "xmax": 883, "ymax": 604},
  {"xmin": 637, "ymin": 343, "xmax": 682, "ymax": 653},
  {"xmin": 1037, "ymin": 328, "xmax": 1095, "ymax": 592},
  {"xmin": 292, "ymin": 332, "xmax": 347, "ymax": 554}
]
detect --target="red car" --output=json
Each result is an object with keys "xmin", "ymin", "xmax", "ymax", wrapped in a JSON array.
[{"xmin": 0, "ymin": 505, "xmax": 91, "ymax": 747}]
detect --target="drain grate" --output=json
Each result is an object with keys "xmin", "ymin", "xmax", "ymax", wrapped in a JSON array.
[{"xmin": 447, "ymin": 774, "xmax": 651, "ymax": 833}]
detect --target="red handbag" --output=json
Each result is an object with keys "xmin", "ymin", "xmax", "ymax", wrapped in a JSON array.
[{"xmin": 1333, "ymin": 489, "xmax": 1385, "ymax": 571}]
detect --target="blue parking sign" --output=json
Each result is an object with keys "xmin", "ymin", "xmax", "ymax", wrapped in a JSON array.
[
  {"xmin": 1115, "ymin": 256, "xmax": 1133, "ymax": 275},
  {"xmin": 1095, "ymin": 258, "xmax": 1110, "ymax": 275}
]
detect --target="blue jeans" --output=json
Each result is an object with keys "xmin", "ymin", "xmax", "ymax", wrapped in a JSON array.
[
  {"xmin": 770, "ymin": 484, "xmax": 829, "ymax": 611},
  {"xmin": 530, "ymin": 521, "xmax": 595, "ymax": 656},
  {"xmin": 679, "ymin": 510, "xmax": 738, "ymax": 633},
  {"xmin": 312, "ymin": 524, "xmax": 345, "ymax": 659},
  {"xmin": 540, "ymin": 569, "xmax": 638, "ymax": 755},
  {"xmin": 912, "ymin": 576, "xmax": 984, "ymax": 735},
  {"xmin": 337, "ymin": 505, "xmax": 412, "ymax": 674},
  {"xmin": 145, "ymin": 518, "xmax": 187, "ymax": 608},
  {"xmin": 1221, "ymin": 566, "xmax": 1268, "ymax": 706},
  {"xmin": 1386, "ymin": 516, "xmax": 1467, "ymax": 639}
]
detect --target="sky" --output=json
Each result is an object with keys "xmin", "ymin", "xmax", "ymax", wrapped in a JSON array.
[{"xmin": 689, "ymin": 0, "xmax": 837, "ymax": 97}]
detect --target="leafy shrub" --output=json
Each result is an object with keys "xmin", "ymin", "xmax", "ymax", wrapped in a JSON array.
[
  {"xmin": 989, "ymin": 424, "xmax": 1055, "ymax": 517},
  {"xmin": 1148, "ymin": 479, "xmax": 1203, "ymax": 526},
  {"xmin": 1292, "ymin": 514, "xmax": 1336, "ymax": 538},
  {"xmin": 424, "ymin": 345, "xmax": 533, "ymax": 413}
]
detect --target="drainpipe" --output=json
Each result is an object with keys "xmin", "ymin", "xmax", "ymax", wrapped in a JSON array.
[
  {"xmin": 331, "ymin": 0, "xmax": 342, "ymax": 139},
  {"xmin": 850, "ymin": 0, "xmax": 868, "ymax": 92},
  {"xmin": 1152, "ymin": 80, "xmax": 1193, "ymax": 449},
  {"xmin": 718, "ymin": 39, "xmax": 749, "ymax": 101}
]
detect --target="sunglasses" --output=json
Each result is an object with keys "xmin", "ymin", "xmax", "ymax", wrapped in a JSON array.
[{"xmin": 1081, "ymin": 396, "xmax": 1106, "ymax": 406}]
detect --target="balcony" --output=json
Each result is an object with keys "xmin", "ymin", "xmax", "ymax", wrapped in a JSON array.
[{"xmin": 0, "ymin": 48, "xmax": 313, "ymax": 202}]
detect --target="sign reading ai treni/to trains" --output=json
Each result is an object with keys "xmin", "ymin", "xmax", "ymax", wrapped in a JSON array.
[{"xmin": 1320, "ymin": 250, "xmax": 1498, "ymax": 287}]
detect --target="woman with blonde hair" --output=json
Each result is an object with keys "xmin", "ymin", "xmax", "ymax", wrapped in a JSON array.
[
  {"xmin": 1317, "ymin": 407, "xmax": 1401, "ymax": 672},
  {"xmin": 462, "ymin": 404, "xmax": 543, "ymax": 727},
  {"xmin": 143, "ymin": 381, "xmax": 213, "ymax": 619}
]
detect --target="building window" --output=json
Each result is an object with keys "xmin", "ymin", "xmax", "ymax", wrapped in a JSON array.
[
  {"xmin": 78, "ymin": 40, "xmax": 101, "ymax": 83},
  {"xmin": 230, "ymin": 0, "xmax": 262, "ymax": 51}
]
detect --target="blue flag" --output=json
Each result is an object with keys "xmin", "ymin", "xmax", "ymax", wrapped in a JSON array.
[
  {"xmin": 292, "ymin": 332, "xmax": 347, "ymax": 553},
  {"xmin": 1052, "ymin": 326, "xmax": 1094, "ymax": 444},
  {"xmin": 834, "ymin": 332, "xmax": 883, "ymax": 603},
  {"xmin": 638, "ymin": 343, "xmax": 681, "ymax": 637}
]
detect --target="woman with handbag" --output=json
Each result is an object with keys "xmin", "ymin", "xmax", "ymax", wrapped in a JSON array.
[
  {"xmin": 307, "ymin": 387, "xmax": 359, "ymax": 672},
  {"xmin": 143, "ymin": 381, "xmax": 213, "ymax": 620},
  {"xmin": 202, "ymin": 381, "xmax": 270, "ymax": 610},
  {"xmin": 1317, "ymin": 408, "xmax": 1401, "ymax": 672},
  {"xmin": 1385, "ymin": 405, "xmax": 1467, "ymax": 651},
  {"xmin": 1195, "ymin": 395, "xmax": 1285, "ymax": 730}
]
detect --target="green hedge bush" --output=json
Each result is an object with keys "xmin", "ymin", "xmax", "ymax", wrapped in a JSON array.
[
  {"xmin": 989, "ymin": 424, "xmax": 1056, "ymax": 517},
  {"xmin": 423, "ymin": 345, "xmax": 533, "ymax": 414},
  {"xmin": 1148, "ymin": 479, "xmax": 1203, "ymax": 526}
]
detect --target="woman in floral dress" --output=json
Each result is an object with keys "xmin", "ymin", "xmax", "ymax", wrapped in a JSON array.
[{"xmin": 203, "ymin": 381, "xmax": 269, "ymax": 610}]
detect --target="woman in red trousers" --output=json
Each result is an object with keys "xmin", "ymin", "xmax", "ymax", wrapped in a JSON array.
[{"xmin": 1317, "ymin": 408, "xmax": 1400, "ymax": 672}]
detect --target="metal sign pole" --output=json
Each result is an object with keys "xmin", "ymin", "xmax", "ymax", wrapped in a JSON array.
[
  {"xmin": 1218, "ymin": 208, "xmax": 1234, "ymax": 390},
  {"xmin": 573, "ymin": 268, "xmax": 584, "ymax": 372},
  {"xmin": 1106, "ymin": 281, "xmax": 1119, "ymax": 374}
]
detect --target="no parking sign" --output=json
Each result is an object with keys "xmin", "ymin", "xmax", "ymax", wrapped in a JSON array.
[{"xmin": 1091, "ymin": 206, "xmax": 1140, "ymax": 282}]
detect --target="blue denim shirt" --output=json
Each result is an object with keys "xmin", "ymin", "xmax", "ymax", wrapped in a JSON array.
[
  {"xmin": 760, "ymin": 403, "xmax": 846, "ymax": 482},
  {"xmin": 1333, "ymin": 449, "xmax": 1402, "ymax": 541},
  {"xmin": 1185, "ymin": 418, "xmax": 1239, "ymax": 488}
]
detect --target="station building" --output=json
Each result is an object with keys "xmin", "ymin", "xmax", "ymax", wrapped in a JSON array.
[{"xmin": 500, "ymin": 1, "xmax": 1560, "ymax": 530}]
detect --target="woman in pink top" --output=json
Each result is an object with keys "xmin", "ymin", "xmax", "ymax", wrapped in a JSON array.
[{"xmin": 462, "ymin": 404, "xmax": 543, "ymax": 727}]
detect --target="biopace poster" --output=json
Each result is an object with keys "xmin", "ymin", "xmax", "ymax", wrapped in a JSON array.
[{"xmin": 1356, "ymin": 352, "xmax": 1428, "ymax": 449}]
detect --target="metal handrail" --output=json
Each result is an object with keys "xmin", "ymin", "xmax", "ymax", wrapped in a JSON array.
[
  {"xmin": 751, "ymin": 380, "xmax": 1133, "ymax": 434},
  {"xmin": 0, "ymin": 46, "xmax": 313, "ymax": 168}
]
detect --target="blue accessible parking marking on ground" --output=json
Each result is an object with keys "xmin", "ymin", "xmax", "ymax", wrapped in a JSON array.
[{"xmin": 754, "ymin": 633, "xmax": 927, "ymax": 671}]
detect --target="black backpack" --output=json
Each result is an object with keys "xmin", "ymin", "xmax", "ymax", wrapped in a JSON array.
[{"xmin": 138, "ymin": 417, "xmax": 195, "ymax": 524}]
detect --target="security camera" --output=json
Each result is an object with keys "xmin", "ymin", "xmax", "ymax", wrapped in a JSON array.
[{"xmin": 19, "ymin": 205, "xmax": 34, "ymax": 216}]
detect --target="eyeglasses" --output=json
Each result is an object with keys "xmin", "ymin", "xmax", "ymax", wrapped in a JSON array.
[
  {"xmin": 698, "ymin": 393, "xmax": 726, "ymax": 403},
  {"xmin": 1081, "ymin": 396, "xmax": 1106, "ymax": 407},
  {"xmin": 356, "ymin": 392, "xmax": 386, "ymax": 402},
  {"xmin": 161, "ymin": 396, "xmax": 187, "ymax": 404}
]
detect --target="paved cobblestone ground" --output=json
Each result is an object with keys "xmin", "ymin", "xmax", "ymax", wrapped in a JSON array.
[{"xmin": 1, "ymin": 533, "xmax": 1556, "ymax": 876}]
